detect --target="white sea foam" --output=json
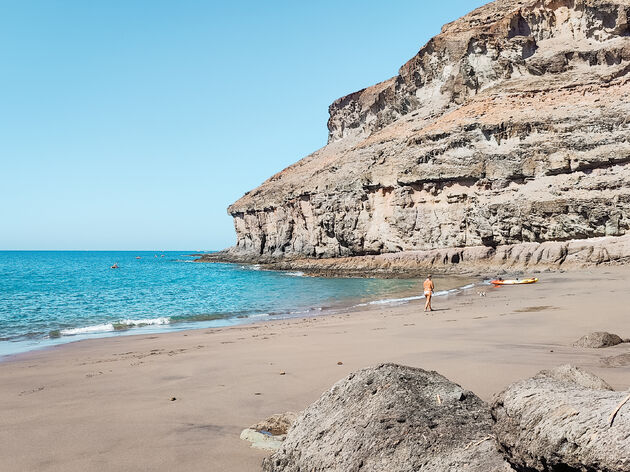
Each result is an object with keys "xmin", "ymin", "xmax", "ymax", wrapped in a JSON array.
[
  {"xmin": 59, "ymin": 317, "xmax": 170, "ymax": 336},
  {"xmin": 361, "ymin": 295, "xmax": 424, "ymax": 306},
  {"xmin": 119, "ymin": 317, "xmax": 170, "ymax": 326},
  {"xmin": 284, "ymin": 271, "xmax": 305, "ymax": 277},
  {"xmin": 60, "ymin": 323, "xmax": 116, "ymax": 336},
  {"xmin": 353, "ymin": 282, "xmax": 478, "ymax": 308}
]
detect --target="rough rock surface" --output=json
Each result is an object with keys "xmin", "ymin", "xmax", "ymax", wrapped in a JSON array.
[
  {"xmin": 535, "ymin": 363, "xmax": 614, "ymax": 390},
  {"xmin": 492, "ymin": 365, "xmax": 630, "ymax": 471},
  {"xmin": 263, "ymin": 363, "xmax": 512, "ymax": 472},
  {"xmin": 224, "ymin": 0, "xmax": 630, "ymax": 266},
  {"xmin": 202, "ymin": 233, "xmax": 630, "ymax": 275},
  {"xmin": 573, "ymin": 331, "xmax": 626, "ymax": 348}
]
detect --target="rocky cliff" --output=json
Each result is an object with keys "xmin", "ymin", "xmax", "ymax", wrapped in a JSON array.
[{"xmin": 225, "ymin": 0, "xmax": 630, "ymax": 263}]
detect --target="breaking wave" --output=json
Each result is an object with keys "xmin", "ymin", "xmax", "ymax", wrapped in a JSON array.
[{"xmin": 54, "ymin": 317, "xmax": 171, "ymax": 337}]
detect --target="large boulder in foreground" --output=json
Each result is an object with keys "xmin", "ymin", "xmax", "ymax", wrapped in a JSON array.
[
  {"xmin": 263, "ymin": 363, "xmax": 512, "ymax": 472},
  {"xmin": 492, "ymin": 365, "xmax": 630, "ymax": 471}
]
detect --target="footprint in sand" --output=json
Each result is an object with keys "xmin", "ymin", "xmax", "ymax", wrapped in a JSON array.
[
  {"xmin": 19, "ymin": 386, "xmax": 45, "ymax": 396},
  {"xmin": 514, "ymin": 306, "xmax": 556, "ymax": 313},
  {"xmin": 601, "ymin": 353, "xmax": 630, "ymax": 368}
]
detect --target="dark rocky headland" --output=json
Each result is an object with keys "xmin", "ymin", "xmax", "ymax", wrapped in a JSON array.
[{"xmin": 202, "ymin": 0, "xmax": 630, "ymax": 274}]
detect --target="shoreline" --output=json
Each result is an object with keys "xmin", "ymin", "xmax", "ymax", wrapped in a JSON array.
[
  {"xmin": 0, "ymin": 272, "xmax": 476, "ymax": 360},
  {"xmin": 2, "ymin": 265, "xmax": 629, "ymax": 471}
]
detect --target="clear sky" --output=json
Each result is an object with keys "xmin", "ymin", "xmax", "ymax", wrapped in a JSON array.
[{"xmin": 0, "ymin": 0, "xmax": 487, "ymax": 250}]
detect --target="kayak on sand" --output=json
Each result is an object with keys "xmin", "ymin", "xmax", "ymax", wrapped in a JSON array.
[{"xmin": 491, "ymin": 277, "xmax": 538, "ymax": 285}]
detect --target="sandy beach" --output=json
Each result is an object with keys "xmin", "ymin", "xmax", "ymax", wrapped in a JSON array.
[{"xmin": 1, "ymin": 267, "xmax": 629, "ymax": 471}]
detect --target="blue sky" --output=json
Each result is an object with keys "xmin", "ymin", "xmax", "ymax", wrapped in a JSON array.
[{"xmin": 0, "ymin": 0, "xmax": 487, "ymax": 250}]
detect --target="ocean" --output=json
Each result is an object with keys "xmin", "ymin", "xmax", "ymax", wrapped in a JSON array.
[{"xmin": 0, "ymin": 251, "xmax": 472, "ymax": 357}]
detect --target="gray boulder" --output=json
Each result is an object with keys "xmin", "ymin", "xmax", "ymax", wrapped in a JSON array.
[
  {"xmin": 573, "ymin": 331, "xmax": 625, "ymax": 348},
  {"xmin": 492, "ymin": 365, "xmax": 630, "ymax": 471},
  {"xmin": 263, "ymin": 363, "xmax": 512, "ymax": 472}
]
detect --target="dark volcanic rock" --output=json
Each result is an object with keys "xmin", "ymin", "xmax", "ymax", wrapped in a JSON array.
[
  {"xmin": 573, "ymin": 331, "xmax": 625, "ymax": 348},
  {"xmin": 492, "ymin": 365, "xmax": 630, "ymax": 472},
  {"xmin": 263, "ymin": 363, "xmax": 512, "ymax": 472}
]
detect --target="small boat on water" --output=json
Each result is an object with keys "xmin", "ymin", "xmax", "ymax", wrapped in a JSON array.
[
  {"xmin": 111, "ymin": 263, "xmax": 119, "ymax": 269},
  {"xmin": 491, "ymin": 277, "xmax": 538, "ymax": 285}
]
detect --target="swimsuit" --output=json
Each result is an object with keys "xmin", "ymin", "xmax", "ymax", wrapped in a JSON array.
[{"xmin": 423, "ymin": 280, "xmax": 434, "ymax": 297}]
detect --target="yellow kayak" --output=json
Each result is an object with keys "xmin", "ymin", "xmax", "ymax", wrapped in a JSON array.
[{"xmin": 491, "ymin": 278, "xmax": 538, "ymax": 285}]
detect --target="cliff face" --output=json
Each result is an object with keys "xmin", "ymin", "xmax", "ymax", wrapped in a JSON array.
[{"xmin": 227, "ymin": 0, "xmax": 630, "ymax": 260}]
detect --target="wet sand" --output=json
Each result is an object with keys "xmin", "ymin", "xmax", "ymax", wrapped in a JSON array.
[{"xmin": 1, "ymin": 267, "xmax": 629, "ymax": 471}]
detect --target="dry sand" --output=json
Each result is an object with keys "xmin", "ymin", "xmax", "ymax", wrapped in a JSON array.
[{"xmin": 1, "ymin": 267, "xmax": 629, "ymax": 471}]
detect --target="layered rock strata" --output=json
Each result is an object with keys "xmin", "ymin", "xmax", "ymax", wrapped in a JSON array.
[
  {"xmin": 225, "ymin": 0, "xmax": 630, "ymax": 264},
  {"xmin": 202, "ymin": 233, "xmax": 630, "ymax": 276}
]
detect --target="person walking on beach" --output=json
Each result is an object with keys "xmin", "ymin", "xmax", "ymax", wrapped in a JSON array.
[{"xmin": 423, "ymin": 275, "xmax": 434, "ymax": 312}]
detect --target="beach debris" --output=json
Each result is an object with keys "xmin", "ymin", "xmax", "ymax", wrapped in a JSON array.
[
  {"xmin": 170, "ymin": 397, "xmax": 177, "ymax": 401},
  {"xmin": 609, "ymin": 392, "xmax": 630, "ymax": 427},
  {"xmin": 263, "ymin": 363, "xmax": 510, "ymax": 472},
  {"xmin": 254, "ymin": 392, "xmax": 262, "ymax": 395},
  {"xmin": 493, "ymin": 365, "xmax": 630, "ymax": 471},
  {"xmin": 463, "ymin": 435, "xmax": 494, "ymax": 450},
  {"xmin": 240, "ymin": 412, "xmax": 297, "ymax": 451},
  {"xmin": 252, "ymin": 412, "xmax": 297, "ymax": 436},
  {"xmin": 573, "ymin": 331, "xmax": 625, "ymax": 348},
  {"xmin": 279, "ymin": 371, "xmax": 286, "ymax": 376},
  {"xmin": 337, "ymin": 361, "xmax": 343, "ymax": 365}
]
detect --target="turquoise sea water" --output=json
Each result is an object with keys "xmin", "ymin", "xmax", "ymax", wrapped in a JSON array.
[{"xmin": 0, "ymin": 251, "xmax": 443, "ymax": 357}]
